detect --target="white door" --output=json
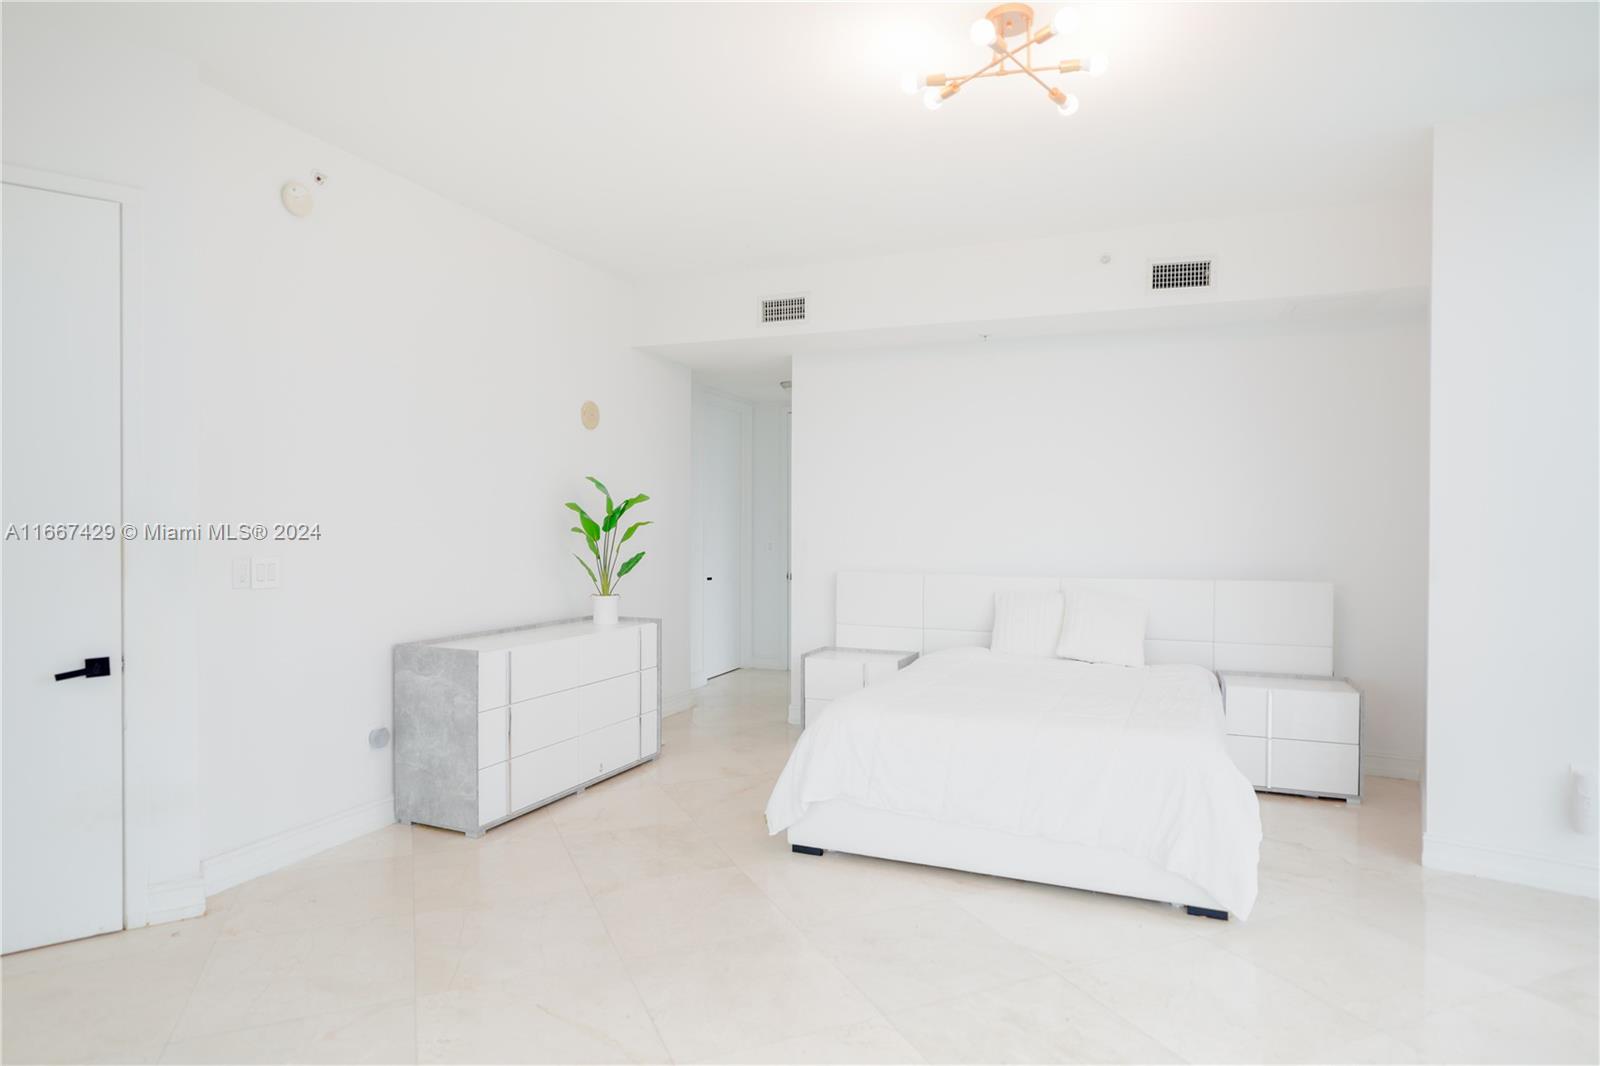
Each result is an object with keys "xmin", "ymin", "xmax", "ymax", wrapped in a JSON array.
[
  {"xmin": 2, "ymin": 180, "xmax": 125, "ymax": 953},
  {"xmin": 701, "ymin": 400, "xmax": 742, "ymax": 678}
]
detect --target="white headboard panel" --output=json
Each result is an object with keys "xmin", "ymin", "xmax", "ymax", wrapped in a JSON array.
[{"xmin": 834, "ymin": 572, "xmax": 1334, "ymax": 676}]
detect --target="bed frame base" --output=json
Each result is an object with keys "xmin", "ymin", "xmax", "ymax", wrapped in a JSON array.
[
  {"xmin": 1184, "ymin": 905, "xmax": 1229, "ymax": 920},
  {"xmin": 791, "ymin": 844, "xmax": 825, "ymax": 856}
]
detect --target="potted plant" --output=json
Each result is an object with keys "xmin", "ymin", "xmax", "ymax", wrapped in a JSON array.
[{"xmin": 567, "ymin": 476, "xmax": 649, "ymax": 625}]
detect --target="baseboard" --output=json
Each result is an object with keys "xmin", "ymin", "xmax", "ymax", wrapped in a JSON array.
[
  {"xmin": 663, "ymin": 689, "xmax": 694, "ymax": 717},
  {"xmin": 130, "ymin": 875, "xmax": 207, "ymax": 929},
  {"xmin": 789, "ymin": 702, "xmax": 803, "ymax": 726},
  {"xmin": 744, "ymin": 658, "xmax": 788, "ymax": 671},
  {"xmin": 202, "ymin": 796, "xmax": 396, "ymax": 897},
  {"xmin": 1364, "ymin": 752, "xmax": 1422, "ymax": 781},
  {"xmin": 1423, "ymin": 833, "xmax": 1599, "ymax": 898}
]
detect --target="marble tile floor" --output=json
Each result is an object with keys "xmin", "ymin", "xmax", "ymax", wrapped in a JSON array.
[{"xmin": 4, "ymin": 669, "xmax": 1595, "ymax": 1064}]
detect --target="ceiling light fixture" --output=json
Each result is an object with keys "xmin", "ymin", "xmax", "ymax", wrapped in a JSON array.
[{"xmin": 902, "ymin": 4, "xmax": 1107, "ymax": 116}]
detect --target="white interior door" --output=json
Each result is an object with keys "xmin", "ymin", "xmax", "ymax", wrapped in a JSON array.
[
  {"xmin": 701, "ymin": 400, "xmax": 743, "ymax": 678},
  {"xmin": 2, "ymin": 179, "xmax": 125, "ymax": 954}
]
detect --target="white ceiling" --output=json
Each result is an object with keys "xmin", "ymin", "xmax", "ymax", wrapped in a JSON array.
[{"xmin": 80, "ymin": 2, "xmax": 1596, "ymax": 282}]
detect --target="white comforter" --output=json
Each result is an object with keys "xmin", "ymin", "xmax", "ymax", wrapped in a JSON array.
[{"xmin": 766, "ymin": 648, "xmax": 1262, "ymax": 917}]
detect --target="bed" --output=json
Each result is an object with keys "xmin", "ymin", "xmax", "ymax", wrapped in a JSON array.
[{"xmin": 765, "ymin": 573, "xmax": 1338, "ymax": 921}]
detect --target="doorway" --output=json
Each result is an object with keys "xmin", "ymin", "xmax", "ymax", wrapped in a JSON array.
[
  {"xmin": 690, "ymin": 383, "xmax": 790, "ymax": 689},
  {"xmin": 2, "ymin": 174, "xmax": 128, "ymax": 953}
]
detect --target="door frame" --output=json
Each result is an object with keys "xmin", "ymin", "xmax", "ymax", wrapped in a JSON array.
[{"xmin": 3, "ymin": 165, "xmax": 144, "ymax": 934}]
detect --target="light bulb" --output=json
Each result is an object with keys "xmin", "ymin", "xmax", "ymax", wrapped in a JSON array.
[
  {"xmin": 969, "ymin": 18, "xmax": 997, "ymax": 46},
  {"xmin": 923, "ymin": 87, "xmax": 944, "ymax": 111},
  {"xmin": 1052, "ymin": 7, "xmax": 1079, "ymax": 35},
  {"xmin": 1086, "ymin": 54, "xmax": 1109, "ymax": 76},
  {"xmin": 1058, "ymin": 93, "xmax": 1080, "ymax": 116},
  {"xmin": 900, "ymin": 71, "xmax": 922, "ymax": 96}
]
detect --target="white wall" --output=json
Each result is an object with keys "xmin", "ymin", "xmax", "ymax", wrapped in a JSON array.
[
  {"xmin": 1424, "ymin": 94, "xmax": 1600, "ymax": 896},
  {"xmin": 4, "ymin": 9, "xmax": 691, "ymax": 906},
  {"xmin": 791, "ymin": 312, "xmax": 1430, "ymax": 773},
  {"xmin": 750, "ymin": 402, "xmax": 791, "ymax": 669},
  {"xmin": 634, "ymin": 200, "xmax": 1430, "ymax": 351}
]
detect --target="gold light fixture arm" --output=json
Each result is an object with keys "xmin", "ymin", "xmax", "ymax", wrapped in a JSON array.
[{"xmin": 913, "ymin": 4, "xmax": 1097, "ymax": 113}]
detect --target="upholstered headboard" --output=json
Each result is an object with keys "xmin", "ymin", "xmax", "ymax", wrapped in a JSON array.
[{"xmin": 835, "ymin": 572, "xmax": 1334, "ymax": 676}]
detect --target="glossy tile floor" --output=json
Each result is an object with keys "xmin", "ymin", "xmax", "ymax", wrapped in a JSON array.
[{"xmin": 5, "ymin": 669, "xmax": 1597, "ymax": 1064}]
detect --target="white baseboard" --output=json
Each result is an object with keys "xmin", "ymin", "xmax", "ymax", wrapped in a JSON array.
[
  {"xmin": 130, "ymin": 875, "xmax": 207, "ymax": 928},
  {"xmin": 744, "ymin": 658, "xmax": 788, "ymax": 671},
  {"xmin": 1423, "ymin": 833, "xmax": 1599, "ymax": 898},
  {"xmin": 202, "ymin": 796, "xmax": 396, "ymax": 897},
  {"xmin": 1364, "ymin": 751, "xmax": 1422, "ymax": 781},
  {"xmin": 789, "ymin": 702, "xmax": 803, "ymax": 726},
  {"xmin": 663, "ymin": 689, "xmax": 694, "ymax": 717}
]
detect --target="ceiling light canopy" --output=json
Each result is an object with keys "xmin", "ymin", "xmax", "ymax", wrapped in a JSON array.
[{"xmin": 903, "ymin": 4, "xmax": 1107, "ymax": 116}]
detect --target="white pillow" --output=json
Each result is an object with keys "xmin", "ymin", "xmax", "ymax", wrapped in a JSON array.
[
  {"xmin": 1056, "ymin": 587, "xmax": 1148, "ymax": 667},
  {"xmin": 990, "ymin": 589, "xmax": 1065, "ymax": 657}
]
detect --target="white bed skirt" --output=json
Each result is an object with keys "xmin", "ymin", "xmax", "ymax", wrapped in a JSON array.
[{"xmin": 785, "ymin": 798, "xmax": 1228, "ymax": 914}]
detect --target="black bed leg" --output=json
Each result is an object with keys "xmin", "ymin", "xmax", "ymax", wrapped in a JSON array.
[
  {"xmin": 1184, "ymin": 905, "xmax": 1228, "ymax": 921},
  {"xmin": 791, "ymin": 844, "xmax": 824, "ymax": 856}
]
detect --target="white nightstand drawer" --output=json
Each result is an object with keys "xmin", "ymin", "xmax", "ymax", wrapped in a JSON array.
[
  {"xmin": 1224, "ymin": 685, "xmax": 1268, "ymax": 737},
  {"xmin": 478, "ymin": 650, "xmax": 510, "ymax": 712},
  {"xmin": 640, "ymin": 623, "xmax": 658, "ymax": 669},
  {"xmin": 511, "ymin": 738, "xmax": 581, "ymax": 810},
  {"xmin": 580, "ymin": 674, "xmax": 639, "ymax": 734},
  {"xmin": 478, "ymin": 706, "xmax": 509, "ymax": 768},
  {"xmin": 806, "ymin": 659, "xmax": 865, "ymax": 700},
  {"xmin": 1225, "ymin": 735, "xmax": 1267, "ymax": 788},
  {"xmin": 640, "ymin": 668, "xmax": 659, "ymax": 713},
  {"xmin": 580, "ymin": 628, "xmax": 641, "ymax": 684},
  {"xmin": 581, "ymin": 717, "xmax": 641, "ymax": 779},
  {"xmin": 510, "ymin": 688, "xmax": 582, "ymax": 758},
  {"xmin": 1271, "ymin": 689, "xmax": 1360, "ymax": 744},
  {"xmin": 511, "ymin": 639, "xmax": 581, "ymax": 702},
  {"xmin": 1269, "ymin": 738, "xmax": 1359, "ymax": 796},
  {"xmin": 478, "ymin": 763, "xmax": 508, "ymax": 826},
  {"xmin": 640, "ymin": 710, "xmax": 659, "ymax": 757}
]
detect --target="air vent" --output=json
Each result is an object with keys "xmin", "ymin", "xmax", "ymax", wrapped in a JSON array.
[
  {"xmin": 1151, "ymin": 260, "xmax": 1212, "ymax": 290},
  {"xmin": 761, "ymin": 295, "xmax": 806, "ymax": 324}
]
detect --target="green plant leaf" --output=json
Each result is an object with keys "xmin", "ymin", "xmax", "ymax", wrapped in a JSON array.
[
  {"xmin": 620, "ymin": 520, "xmax": 651, "ymax": 544},
  {"xmin": 618, "ymin": 550, "xmax": 646, "ymax": 577},
  {"xmin": 572, "ymin": 554, "xmax": 600, "ymax": 592},
  {"xmin": 601, "ymin": 508, "xmax": 619, "ymax": 533},
  {"xmin": 586, "ymin": 475, "xmax": 611, "ymax": 501},
  {"xmin": 566, "ymin": 507, "xmax": 600, "ymax": 543}
]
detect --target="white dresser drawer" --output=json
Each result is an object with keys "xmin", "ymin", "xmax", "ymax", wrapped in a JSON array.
[
  {"xmin": 580, "ymin": 674, "xmax": 639, "ymax": 734},
  {"xmin": 511, "ymin": 738, "xmax": 581, "ymax": 811},
  {"xmin": 805, "ymin": 659, "xmax": 864, "ymax": 700},
  {"xmin": 510, "ymin": 688, "xmax": 581, "ymax": 758},
  {"xmin": 478, "ymin": 763, "xmax": 508, "ymax": 826},
  {"xmin": 511, "ymin": 639, "xmax": 581, "ymax": 702},
  {"xmin": 478, "ymin": 705, "xmax": 508, "ymax": 768},
  {"xmin": 580, "ymin": 628, "xmax": 641, "ymax": 684},
  {"xmin": 1268, "ymin": 739, "xmax": 1359, "ymax": 796},
  {"xmin": 1223, "ymin": 684, "xmax": 1268, "ymax": 737},
  {"xmin": 581, "ymin": 717, "xmax": 641, "ymax": 780},
  {"xmin": 640, "ymin": 623, "xmax": 658, "ymax": 669},
  {"xmin": 640, "ymin": 710, "xmax": 659, "ymax": 757},
  {"xmin": 1271, "ymin": 689, "xmax": 1360, "ymax": 744},
  {"xmin": 1225, "ymin": 734, "xmax": 1267, "ymax": 788},
  {"xmin": 478, "ymin": 650, "xmax": 509, "ymax": 712},
  {"xmin": 640, "ymin": 668, "xmax": 659, "ymax": 713}
]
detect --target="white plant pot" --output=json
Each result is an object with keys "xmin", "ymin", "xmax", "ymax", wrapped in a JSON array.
[{"xmin": 592, "ymin": 594, "xmax": 620, "ymax": 626}]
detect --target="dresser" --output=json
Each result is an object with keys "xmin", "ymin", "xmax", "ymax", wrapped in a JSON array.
[
  {"xmin": 802, "ymin": 646, "xmax": 917, "ymax": 726},
  {"xmin": 394, "ymin": 617, "xmax": 661, "ymax": 836},
  {"xmin": 1219, "ymin": 672, "xmax": 1361, "ymax": 802}
]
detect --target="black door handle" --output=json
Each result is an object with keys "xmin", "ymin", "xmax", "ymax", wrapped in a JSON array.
[
  {"xmin": 706, "ymin": 576, "xmax": 713, "ymax": 581},
  {"xmin": 55, "ymin": 656, "xmax": 111, "ymax": 681}
]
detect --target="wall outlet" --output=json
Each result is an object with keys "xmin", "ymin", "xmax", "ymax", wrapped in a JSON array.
[
  {"xmin": 231, "ymin": 557, "xmax": 251, "ymax": 590},
  {"xmin": 250, "ymin": 556, "xmax": 281, "ymax": 590}
]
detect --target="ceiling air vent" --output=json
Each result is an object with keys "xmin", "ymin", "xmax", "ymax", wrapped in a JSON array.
[
  {"xmin": 761, "ymin": 295, "xmax": 806, "ymax": 324},
  {"xmin": 1151, "ymin": 260, "xmax": 1212, "ymax": 290}
]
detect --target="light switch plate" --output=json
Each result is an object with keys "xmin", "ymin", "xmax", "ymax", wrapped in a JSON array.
[
  {"xmin": 231, "ymin": 557, "xmax": 251, "ymax": 590},
  {"xmin": 250, "ymin": 556, "xmax": 281, "ymax": 590}
]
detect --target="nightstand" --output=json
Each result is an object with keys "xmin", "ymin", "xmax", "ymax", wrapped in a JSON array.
[
  {"xmin": 1219, "ymin": 672, "xmax": 1362, "ymax": 802},
  {"xmin": 802, "ymin": 647, "xmax": 917, "ymax": 726}
]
